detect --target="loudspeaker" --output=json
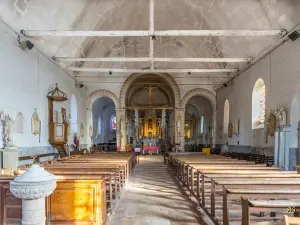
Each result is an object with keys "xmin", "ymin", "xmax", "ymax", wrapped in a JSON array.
[
  {"xmin": 75, "ymin": 82, "xmax": 84, "ymax": 88},
  {"xmin": 288, "ymin": 30, "xmax": 300, "ymax": 41}
]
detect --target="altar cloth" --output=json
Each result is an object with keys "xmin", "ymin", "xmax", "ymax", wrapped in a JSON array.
[{"xmin": 143, "ymin": 146, "xmax": 159, "ymax": 151}]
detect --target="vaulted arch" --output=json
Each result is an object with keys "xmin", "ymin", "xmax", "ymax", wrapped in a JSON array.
[
  {"xmin": 181, "ymin": 88, "xmax": 216, "ymax": 109},
  {"xmin": 88, "ymin": 89, "xmax": 119, "ymax": 109},
  {"xmin": 119, "ymin": 73, "xmax": 181, "ymax": 109}
]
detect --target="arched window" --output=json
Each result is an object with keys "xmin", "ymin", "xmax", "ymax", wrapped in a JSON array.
[
  {"xmin": 224, "ymin": 99, "xmax": 230, "ymax": 134},
  {"xmin": 111, "ymin": 115, "xmax": 116, "ymax": 130},
  {"xmin": 200, "ymin": 116, "xmax": 204, "ymax": 133},
  {"xmin": 252, "ymin": 78, "xmax": 266, "ymax": 129},
  {"xmin": 70, "ymin": 94, "xmax": 78, "ymax": 134}
]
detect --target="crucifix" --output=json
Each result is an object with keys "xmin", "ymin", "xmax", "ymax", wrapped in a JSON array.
[{"xmin": 144, "ymin": 85, "xmax": 158, "ymax": 106}]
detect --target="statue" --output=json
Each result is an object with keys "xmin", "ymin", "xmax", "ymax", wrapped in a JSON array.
[
  {"xmin": 176, "ymin": 116, "xmax": 181, "ymax": 133},
  {"xmin": 4, "ymin": 115, "xmax": 15, "ymax": 148},
  {"xmin": 73, "ymin": 133, "xmax": 79, "ymax": 150}
]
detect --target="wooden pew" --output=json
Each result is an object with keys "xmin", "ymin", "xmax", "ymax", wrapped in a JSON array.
[
  {"xmin": 186, "ymin": 165, "xmax": 278, "ymax": 197},
  {"xmin": 241, "ymin": 198, "xmax": 300, "ymax": 225},
  {"xmin": 212, "ymin": 180, "xmax": 300, "ymax": 225},
  {"xmin": 223, "ymin": 188, "xmax": 300, "ymax": 225},
  {"xmin": 169, "ymin": 153, "xmax": 300, "ymax": 225},
  {"xmin": 44, "ymin": 165, "xmax": 125, "ymax": 192},
  {"xmin": 47, "ymin": 171, "xmax": 118, "ymax": 211},
  {"xmin": 47, "ymin": 177, "xmax": 106, "ymax": 225}
]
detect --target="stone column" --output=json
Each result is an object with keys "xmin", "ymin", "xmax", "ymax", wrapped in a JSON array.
[
  {"xmin": 274, "ymin": 125, "xmax": 291, "ymax": 170},
  {"xmin": 212, "ymin": 109, "xmax": 217, "ymax": 148},
  {"xmin": 174, "ymin": 109, "xmax": 185, "ymax": 151},
  {"xmin": 10, "ymin": 165, "xmax": 56, "ymax": 225},
  {"xmin": 116, "ymin": 109, "xmax": 126, "ymax": 151}
]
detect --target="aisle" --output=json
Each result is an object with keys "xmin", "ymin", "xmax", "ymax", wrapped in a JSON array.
[{"xmin": 107, "ymin": 156, "xmax": 214, "ymax": 225}]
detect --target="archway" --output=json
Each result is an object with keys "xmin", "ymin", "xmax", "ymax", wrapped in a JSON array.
[
  {"xmin": 181, "ymin": 88, "xmax": 217, "ymax": 149},
  {"xmin": 91, "ymin": 96, "xmax": 117, "ymax": 151},
  {"xmin": 88, "ymin": 89, "xmax": 119, "ymax": 109},
  {"xmin": 119, "ymin": 73, "xmax": 180, "ymax": 109},
  {"xmin": 184, "ymin": 95, "xmax": 213, "ymax": 151},
  {"xmin": 123, "ymin": 74, "xmax": 177, "ymax": 153}
]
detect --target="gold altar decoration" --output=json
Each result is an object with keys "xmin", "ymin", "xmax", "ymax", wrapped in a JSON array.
[
  {"xmin": 228, "ymin": 122, "xmax": 233, "ymax": 138},
  {"xmin": 143, "ymin": 110, "xmax": 157, "ymax": 138},
  {"xmin": 31, "ymin": 109, "xmax": 41, "ymax": 135},
  {"xmin": 80, "ymin": 123, "xmax": 84, "ymax": 137},
  {"xmin": 267, "ymin": 111, "xmax": 276, "ymax": 137},
  {"xmin": 184, "ymin": 124, "xmax": 191, "ymax": 140}
]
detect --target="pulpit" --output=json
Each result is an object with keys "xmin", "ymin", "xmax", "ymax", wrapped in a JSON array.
[{"xmin": 47, "ymin": 84, "xmax": 69, "ymax": 158}]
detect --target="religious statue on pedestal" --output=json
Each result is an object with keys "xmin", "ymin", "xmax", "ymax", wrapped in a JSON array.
[
  {"xmin": 267, "ymin": 111, "xmax": 276, "ymax": 137},
  {"xmin": 4, "ymin": 115, "xmax": 15, "ymax": 148},
  {"xmin": 73, "ymin": 133, "xmax": 79, "ymax": 150}
]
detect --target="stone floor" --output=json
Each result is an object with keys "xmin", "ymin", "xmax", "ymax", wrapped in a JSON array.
[{"xmin": 107, "ymin": 156, "xmax": 214, "ymax": 225}]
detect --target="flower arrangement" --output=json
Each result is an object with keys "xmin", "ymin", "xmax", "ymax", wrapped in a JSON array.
[{"xmin": 117, "ymin": 146, "xmax": 121, "ymax": 152}]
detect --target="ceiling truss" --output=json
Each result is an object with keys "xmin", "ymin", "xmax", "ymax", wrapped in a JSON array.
[{"xmin": 20, "ymin": 0, "xmax": 288, "ymax": 84}]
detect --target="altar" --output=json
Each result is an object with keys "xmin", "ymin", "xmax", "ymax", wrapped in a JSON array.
[{"xmin": 142, "ymin": 139, "xmax": 159, "ymax": 155}]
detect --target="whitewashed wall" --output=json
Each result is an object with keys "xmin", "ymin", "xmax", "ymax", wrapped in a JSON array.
[
  {"xmin": 216, "ymin": 36, "xmax": 300, "ymax": 153},
  {"xmin": 0, "ymin": 21, "xmax": 89, "ymax": 152}
]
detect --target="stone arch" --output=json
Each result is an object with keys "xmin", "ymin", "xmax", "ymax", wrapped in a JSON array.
[
  {"xmin": 119, "ymin": 73, "xmax": 181, "ymax": 108},
  {"xmin": 181, "ymin": 88, "xmax": 216, "ymax": 109},
  {"xmin": 88, "ymin": 89, "xmax": 119, "ymax": 109}
]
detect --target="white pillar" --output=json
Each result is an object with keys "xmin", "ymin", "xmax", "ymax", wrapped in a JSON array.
[
  {"xmin": 10, "ymin": 165, "xmax": 56, "ymax": 225},
  {"xmin": 116, "ymin": 109, "xmax": 126, "ymax": 151},
  {"xmin": 274, "ymin": 125, "xmax": 291, "ymax": 170},
  {"xmin": 174, "ymin": 109, "xmax": 185, "ymax": 151},
  {"xmin": 212, "ymin": 109, "xmax": 217, "ymax": 148}
]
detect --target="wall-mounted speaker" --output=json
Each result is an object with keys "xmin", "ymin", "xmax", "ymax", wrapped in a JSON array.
[
  {"xmin": 75, "ymin": 82, "xmax": 84, "ymax": 88},
  {"xmin": 288, "ymin": 30, "xmax": 300, "ymax": 41}
]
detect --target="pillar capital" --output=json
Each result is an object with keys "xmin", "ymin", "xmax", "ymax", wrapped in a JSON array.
[
  {"xmin": 277, "ymin": 124, "xmax": 291, "ymax": 132},
  {"xmin": 174, "ymin": 108, "xmax": 186, "ymax": 112},
  {"xmin": 115, "ymin": 108, "xmax": 126, "ymax": 113}
]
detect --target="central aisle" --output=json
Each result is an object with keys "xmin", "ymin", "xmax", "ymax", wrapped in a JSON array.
[{"xmin": 107, "ymin": 156, "xmax": 214, "ymax": 225}]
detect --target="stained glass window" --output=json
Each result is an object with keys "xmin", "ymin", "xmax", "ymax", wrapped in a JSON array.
[
  {"xmin": 252, "ymin": 79, "xmax": 265, "ymax": 129},
  {"xmin": 111, "ymin": 116, "xmax": 116, "ymax": 130},
  {"xmin": 97, "ymin": 116, "xmax": 101, "ymax": 136},
  {"xmin": 259, "ymin": 85, "xmax": 266, "ymax": 124}
]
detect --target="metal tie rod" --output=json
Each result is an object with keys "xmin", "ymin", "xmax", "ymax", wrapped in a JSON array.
[{"xmin": 21, "ymin": 30, "xmax": 287, "ymax": 37}]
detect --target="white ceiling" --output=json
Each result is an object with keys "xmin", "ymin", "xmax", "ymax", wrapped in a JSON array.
[{"xmin": 1, "ymin": 0, "xmax": 300, "ymax": 89}]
